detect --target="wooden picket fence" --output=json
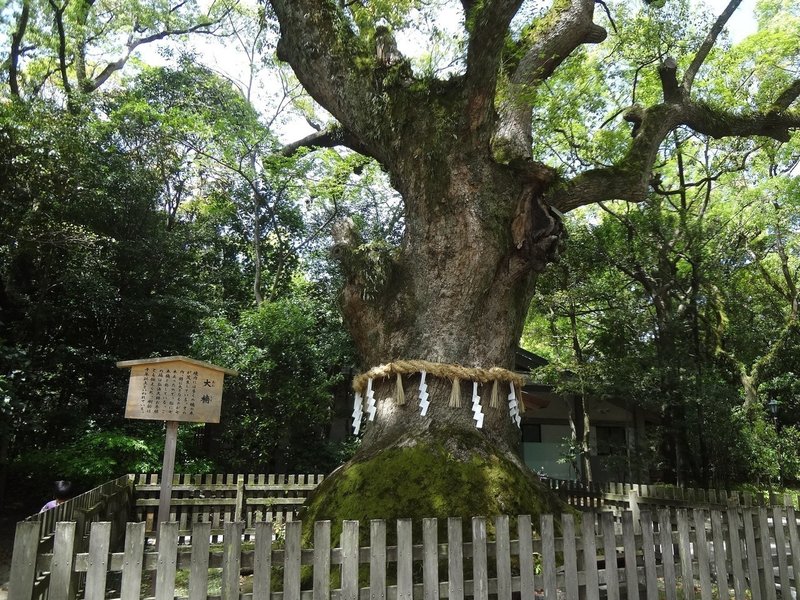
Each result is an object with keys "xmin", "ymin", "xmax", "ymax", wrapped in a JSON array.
[
  {"xmin": 137, "ymin": 475, "xmax": 798, "ymax": 535},
  {"xmin": 132, "ymin": 473, "xmax": 324, "ymax": 536},
  {"xmin": 547, "ymin": 478, "xmax": 796, "ymax": 513},
  {"xmin": 22, "ymin": 475, "xmax": 134, "ymax": 556},
  {"xmin": 10, "ymin": 506, "xmax": 800, "ymax": 600}
]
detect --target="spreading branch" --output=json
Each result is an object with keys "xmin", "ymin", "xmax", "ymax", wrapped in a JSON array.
[
  {"xmin": 547, "ymin": 22, "xmax": 800, "ymax": 215},
  {"xmin": 773, "ymin": 80, "xmax": 800, "ymax": 112},
  {"xmin": 83, "ymin": 17, "xmax": 229, "ymax": 93},
  {"xmin": 682, "ymin": 0, "xmax": 742, "ymax": 93},
  {"xmin": 48, "ymin": 0, "xmax": 72, "ymax": 96},
  {"xmin": 269, "ymin": 0, "xmax": 385, "ymax": 161},
  {"xmin": 8, "ymin": 0, "xmax": 30, "ymax": 97},
  {"xmin": 463, "ymin": 0, "xmax": 523, "ymax": 134},
  {"xmin": 280, "ymin": 124, "xmax": 376, "ymax": 159},
  {"xmin": 549, "ymin": 95, "xmax": 800, "ymax": 212},
  {"xmin": 492, "ymin": 0, "xmax": 605, "ymax": 162}
]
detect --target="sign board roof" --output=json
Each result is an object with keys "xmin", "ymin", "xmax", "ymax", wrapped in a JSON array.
[
  {"xmin": 117, "ymin": 356, "xmax": 237, "ymax": 424},
  {"xmin": 116, "ymin": 356, "xmax": 238, "ymax": 375}
]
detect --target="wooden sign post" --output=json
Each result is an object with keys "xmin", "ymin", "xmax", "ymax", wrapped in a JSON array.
[{"xmin": 117, "ymin": 356, "xmax": 237, "ymax": 542}]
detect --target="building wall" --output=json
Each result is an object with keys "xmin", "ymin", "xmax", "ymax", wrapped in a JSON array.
[{"xmin": 521, "ymin": 418, "xmax": 635, "ymax": 482}]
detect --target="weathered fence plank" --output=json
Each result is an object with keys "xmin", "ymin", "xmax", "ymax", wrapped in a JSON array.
[
  {"xmin": 786, "ymin": 506, "xmax": 800, "ymax": 599},
  {"xmin": 622, "ymin": 511, "xmax": 639, "ymax": 600},
  {"xmin": 340, "ymin": 520, "xmax": 359, "ymax": 600},
  {"xmin": 253, "ymin": 521, "xmax": 273, "ymax": 600},
  {"xmin": 727, "ymin": 509, "xmax": 746, "ymax": 600},
  {"xmin": 494, "ymin": 516, "xmax": 512, "ymax": 600},
  {"xmin": 221, "ymin": 521, "xmax": 243, "ymax": 600},
  {"xmin": 448, "ymin": 518, "xmax": 464, "ymax": 600},
  {"xmin": 370, "ymin": 519, "xmax": 387, "ymax": 600},
  {"xmin": 188, "ymin": 522, "xmax": 211, "ymax": 600},
  {"xmin": 602, "ymin": 511, "xmax": 620, "ymax": 600},
  {"xmin": 313, "ymin": 521, "xmax": 330, "ymax": 600},
  {"xmin": 676, "ymin": 509, "xmax": 693, "ymax": 599},
  {"xmin": 10, "ymin": 520, "xmax": 42, "ymax": 600},
  {"xmin": 518, "ymin": 515, "xmax": 535, "ymax": 600},
  {"xmin": 581, "ymin": 511, "xmax": 601, "ymax": 600},
  {"xmin": 772, "ymin": 506, "xmax": 792, "ymax": 598},
  {"xmin": 562, "ymin": 513, "xmax": 579, "ymax": 600},
  {"xmin": 398, "ymin": 519, "xmax": 414, "ymax": 600},
  {"xmin": 658, "ymin": 509, "xmax": 677, "ymax": 600},
  {"xmin": 155, "ymin": 522, "xmax": 178, "ymax": 600},
  {"xmin": 640, "ymin": 511, "xmax": 658, "ymax": 600},
  {"xmin": 711, "ymin": 510, "xmax": 728, "ymax": 598},
  {"xmin": 84, "ymin": 521, "xmax": 111, "ymax": 600},
  {"xmin": 541, "ymin": 514, "xmax": 557, "ymax": 600},
  {"xmin": 48, "ymin": 521, "xmax": 76, "ymax": 600},
  {"xmin": 423, "ymin": 518, "xmax": 439, "ymax": 600},
  {"xmin": 692, "ymin": 509, "xmax": 712, "ymax": 600},
  {"xmin": 757, "ymin": 507, "xmax": 777, "ymax": 600},
  {"xmin": 284, "ymin": 520, "xmax": 303, "ymax": 600},
  {"xmin": 742, "ymin": 510, "xmax": 761, "ymax": 600},
  {"xmin": 120, "ymin": 522, "xmax": 145, "ymax": 600}
]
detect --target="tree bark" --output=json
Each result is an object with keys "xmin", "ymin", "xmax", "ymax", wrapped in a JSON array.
[{"xmin": 9, "ymin": 0, "xmax": 30, "ymax": 98}]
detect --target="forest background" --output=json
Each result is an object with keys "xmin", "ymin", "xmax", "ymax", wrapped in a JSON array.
[{"xmin": 0, "ymin": 0, "xmax": 799, "ymax": 513}]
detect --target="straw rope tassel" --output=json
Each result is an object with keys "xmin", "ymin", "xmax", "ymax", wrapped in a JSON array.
[
  {"xmin": 490, "ymin": 380, "xmax": 500, "ymax": 409},
  {"xmin": 395, "ymin": 373, "xmax": 405, "ymax": 405},
  {"xmin": 449, "ymin": 377, "xmax": 462, "ymax": 408}
]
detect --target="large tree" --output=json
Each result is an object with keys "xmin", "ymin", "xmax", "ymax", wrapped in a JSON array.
[{"xmin": 269, "ymin": 0, "xmax": 800, "ymax": 521}]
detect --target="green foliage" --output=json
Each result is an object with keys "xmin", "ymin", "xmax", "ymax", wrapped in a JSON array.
[{"xmin": 191, "ymin": 286, "xmax": 355, "ymax": 473}]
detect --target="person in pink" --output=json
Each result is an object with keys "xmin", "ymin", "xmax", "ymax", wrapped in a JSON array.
[{"xmin": 40, "ymin": 480, "xmax": 73, "ymax": 512}]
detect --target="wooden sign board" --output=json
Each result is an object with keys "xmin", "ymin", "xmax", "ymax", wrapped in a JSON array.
[{"xmin": 117, "ymin": 356, "xmax": 237, "ymax": 424}]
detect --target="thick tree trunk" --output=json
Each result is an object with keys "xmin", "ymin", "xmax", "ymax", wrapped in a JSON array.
[
  {"xmin": 303, "ymin": 155, "xmax": 564, "ymax": 529},
  {"xmin": 339, "ymin": 152, "xmax": 559, "ymax": 454}
]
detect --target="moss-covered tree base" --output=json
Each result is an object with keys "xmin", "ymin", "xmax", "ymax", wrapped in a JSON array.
[{"xmin": 300, "ymin": 425, "xmax": 565, "ymax": 542}]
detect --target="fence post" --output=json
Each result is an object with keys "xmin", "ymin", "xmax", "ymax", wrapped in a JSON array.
[
  {"xmin": 423, "ymin": 518, "xmax": 439, "ymax": 600},
  {"xmin": 84, "ymin": 522, "xmax": 112, "ymax": 600},
  {"xmin": 221, "ymin": 522, "xmax": 243, "ymax": 600},
  {"xmin": 234, "ymin": 475, "xmax": 245, "ymax": 522},
  {"xmin": 49, "ymin": 522, "xmax": 77, "ymax": 600},
  {"xmin": 517, "ymin": 515, "xmax": 535, "ymax": 600},
  {"xmin": 9, "ymin": 520, "xmax": 41, "ymax": 600},
  {"xmin": 628, "ymin": 489, "xmax": 640, "ymax": 533},
  {"xmin": 447, "ymin": 518, "xmax": 464, "ymax": 600}
]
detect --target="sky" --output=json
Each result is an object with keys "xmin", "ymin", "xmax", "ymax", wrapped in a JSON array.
[{"xmin": 707, "ymin": 0, "xmax": 758, "ymax": 40}]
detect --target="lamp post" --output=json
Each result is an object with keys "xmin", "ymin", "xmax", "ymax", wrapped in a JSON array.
[{"xmin": 768, "ymin": 397, "xmax": 779, "ymax": 427}]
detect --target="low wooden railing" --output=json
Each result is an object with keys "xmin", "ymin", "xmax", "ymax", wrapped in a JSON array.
[
  {"xmin": 132, "ymin": 473, "xmax": 324, "ymax": 535},
  {"xmin": 546, "ymin": 477, "xmax": 796, "ymax": 513},
  {"xmin": 11, "ymin": 506, "xmax": 800, "ymax": 600},
  {"xmin": 25, "ymin": 474, "xmax": 134, "ymax": 544}
]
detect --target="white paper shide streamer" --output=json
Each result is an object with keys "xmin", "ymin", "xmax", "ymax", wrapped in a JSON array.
[
  {"xmin": 471, "ymin": 381, "xmax": 484, "ymax": 428},
  {"xmin": 508, "ymin": 383, "xmax": 521, "ymax": 428},
  {"xmin": 418, "ymin": 371, "xmax": 430, "ymax": 416},
  {"xmin": 366, "ymin": 378, "xmax": 377, "ymax": 421},
  {"xmin": 352, "ymin": 392, "xmax": 364, "ymax": 434}
]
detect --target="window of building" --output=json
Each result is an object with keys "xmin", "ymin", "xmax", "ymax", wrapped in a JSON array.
[
  {"xmin": 595, "ymin": 426, "xmax": 626, "ymax": 456},
  {"xmin": 521, "ymin": 423, "xmax": 541, "ymax": 443}
]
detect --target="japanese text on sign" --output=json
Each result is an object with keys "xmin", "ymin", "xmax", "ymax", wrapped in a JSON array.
[{"xmin": 124, "ymin": 361, "xmax": 224, "ymax": 423}]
